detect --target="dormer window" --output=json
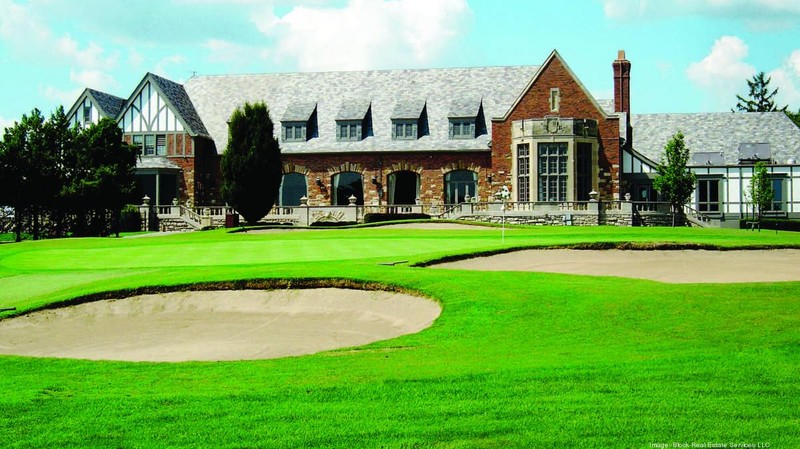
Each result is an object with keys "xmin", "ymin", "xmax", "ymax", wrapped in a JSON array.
[
  {"xmin": 281, "ymin": 102, "xmax": 318, "ymax": 142},
  {"xmin": 450, "ymin": 120, "xmax": 475, "ymax": 139},
  {"xmin": 283, "ymin": 122, "xmax": 307, "ymax": 142},
  {"xmin": 336, "ymin": 100, "xmax": 371, "ymax": 142},
  {"xmin": 448, "ymin": 99, "xmax": 486, "ymax": 140},
  {"xmin": 391, "ymin": 99, "xmax": 427, "ymax": 141}
]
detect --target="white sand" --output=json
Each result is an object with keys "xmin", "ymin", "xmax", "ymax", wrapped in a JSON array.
[
  {"xmin": 431, "ymin": 249, "xmax": 800, "ymax": 283},
  {"xmin": 0, "ymin": 289, "xmax": 440, "ymax": 362}
]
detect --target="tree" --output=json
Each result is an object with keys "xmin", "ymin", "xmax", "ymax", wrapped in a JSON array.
[
  {"xmin": 748, "ymin": 161, "xmax": 774, "ymax": 222},
  {"xmin": 66, "ymin": 118, "xmax": 138, "ymax": 236},
  {"xmin": 735, "ymin": 72, "xmax": 785, "ymax": 112},
  {"xmin": 221, "ymin": 102, "xmax": 282, "ymax": 225},
  {"xmin": 653, "ymin": 132, "xmax": 697, "ymax": 226}
]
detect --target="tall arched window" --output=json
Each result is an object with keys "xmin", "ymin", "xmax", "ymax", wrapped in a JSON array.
[
  {"xmin": 279, "ymin": 173, "xmax": 307, "ymax": 206},
  {"xmin": 332, "ymin": 172, "xmax": 364, "ymax": 205},
  {"xmin": 387, "ymin": 171, "xmax": 420, "ymax": 205},
  {"xmin": 444, "ymin": 170, "xmax": 477, "ymax": 204}
]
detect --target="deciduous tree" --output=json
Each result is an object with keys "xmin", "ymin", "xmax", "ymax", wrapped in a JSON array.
[
  {"xmin": 653, "ymin": 132, "xmax": 697, "ymax": 226},
  {"xmin": 748, "ymin": 161, "xmax": 774, "ymax": 222}
]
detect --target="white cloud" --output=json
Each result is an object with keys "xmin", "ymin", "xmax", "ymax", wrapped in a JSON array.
[
  {"xmin": 686, "ymin": 36, "xmax": 756, "ymax": 109},
  {"xmin": 0, "ymin": 115, "xmax": 15, "ymax": 134},
  {"xmin": 204, "ymin": 39, "xmax": 270, "ymax": 68},
  {"xmin": 40, "ymin": 85, "xmax": 84, "ymax": 107},
  {"xmin": 602, "ymin": 0, "xmax": 800, "ymax": 29},
  {"xmin": 153, "ymin": 54, "xmax": 188, "ymax": 78},
  {"xmin": 769, "ymin": 50, "xmax": 800, "ymax": 108},
  {"xmin": 254, "ymin": 0, "xmax": 472, "ymax": 71}
]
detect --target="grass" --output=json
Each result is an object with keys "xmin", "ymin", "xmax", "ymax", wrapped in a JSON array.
[{"xmin": 0, "ymin": 225, "xmax": 799, "ymax": 448}]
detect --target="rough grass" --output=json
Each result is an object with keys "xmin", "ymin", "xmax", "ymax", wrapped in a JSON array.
[{"xmin": 0, "ymin": 225, "xmax": 799, "ymax": 448}]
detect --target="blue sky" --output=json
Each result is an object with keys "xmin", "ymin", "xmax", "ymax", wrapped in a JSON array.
[{"xmin": 1, "ymin": 0, "xmax": 799, "ymax": 131}]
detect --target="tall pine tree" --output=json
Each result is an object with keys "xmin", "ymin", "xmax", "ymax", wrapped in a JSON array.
[{"xmin": 735, "ymin": 72, "xmax": 785, "ymax": 112}]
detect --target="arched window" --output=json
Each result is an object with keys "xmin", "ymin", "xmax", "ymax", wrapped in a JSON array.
[
  {"xmin": 387, "ymin": 171, "xmax": 420, "ymax": 205},
  {"xmin": 444, "ymin": 170, "xmax": 477, "ymax": 204},
  {"xmin": 279, "ymin": 173, "xmax": 307, "ymax": 206},
  {"xmin": 332, "ymin": 172, "xmax": 364, "ymax": 205}
]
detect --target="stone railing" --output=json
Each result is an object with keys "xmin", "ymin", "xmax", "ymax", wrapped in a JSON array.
[{"xmin": 147, "ymin": 198, "xmax": 682, "ymax": 230}]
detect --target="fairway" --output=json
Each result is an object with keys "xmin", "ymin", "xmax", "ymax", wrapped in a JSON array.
[{"xmin": 1, "ymin": 225, "xmax": 799, "ymax": 448}]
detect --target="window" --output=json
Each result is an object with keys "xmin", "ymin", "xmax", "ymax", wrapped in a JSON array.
[
  {"xmin": 697, "ymin": 178, "xmax": 721, "ymax": 212},
  {"xmin": 337, "ymin": 122, "xmax": 362, "ymax": 141},
  {"xmin": 576, "ymin": 142, "xmax": 592, "ymax": 201},
  {"xmin": 132, "ymin": 134, "xmax": 167, "ymax": 156},
  {"xmin": 537, "ymin": 142, "xmax": 568, "ymax": 202},
  {"xmin": 769, "ymin": 178, "xmax": 785, "ymax": 212},
  {"xmin": 393, "ymin": 121, "xmax": 417, "ymax": 140},
  {"xmin": 450, "ymin": 120, "xmax": 476, "ymax": 139},
  {"xmin": 279, "ymin": 173, "xmax": 307, "ymax": 206},
  {"xmin": 444, "ymin": 170, "xmax": 477, "ymax": 204},
  {"xmin": 283, "ymin": 123, "xmax": 306, "ymax": 142},
  {"xmin": 83, "ymin": 105, "xmax": 92, "ymax": 123},
  {"xmin": 550, "ymin": 88, "xmax": 560, "ymax": 112},
  {"xmin": 517, "ymin": 144, "xmax": 530, "ymax": 202},
  {"xmin": 387, "ymin": 171, "xmax": 420, "ymax": 205},
  {"xmin": 332, "ymin": 172, "xmax": 364, "ymax": 205}
]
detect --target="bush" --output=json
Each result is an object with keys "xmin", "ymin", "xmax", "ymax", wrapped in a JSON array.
[
  {"xmin": 739, "ymin": 218, "xmax": 800, "ymax": 232},
  {"xmin": 363, "ymin": 213, "xmax": 431, "ymax": 224},
  {"xmin": 120, "ymin": 205, "xmax": 142, "ymax": 232}
]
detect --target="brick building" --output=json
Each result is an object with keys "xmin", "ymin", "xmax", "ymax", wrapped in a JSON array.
[{"xmin": 65, "ymin": 50, "xmax": 800, "ymax": 224}]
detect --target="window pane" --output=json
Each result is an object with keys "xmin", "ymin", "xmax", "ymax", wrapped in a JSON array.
[
  {"xmin": 156, "ymin": 135, "xmax": 166, "ymax": 155},
  {"xmin": 144, "ymin": 135, "xmax": 155, "ymax": 155}
]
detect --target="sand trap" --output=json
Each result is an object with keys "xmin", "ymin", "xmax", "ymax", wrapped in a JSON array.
[
  {"xmin": 0, "ymin": 289, "xmax": 440, "ymax": 362},
  {"xmin": 431, "ymin": 249, "xmax": 800, "ymax": 283}
]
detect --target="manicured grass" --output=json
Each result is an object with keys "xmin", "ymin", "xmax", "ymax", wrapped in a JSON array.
[{"xmin": 0, "ymin": 225, "xmax": 799, "ymax": 448}]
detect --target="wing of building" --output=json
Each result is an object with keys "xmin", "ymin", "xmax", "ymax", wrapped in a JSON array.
[{"xmin": 64, "ymin": 49, "xmax": 800, "ymax": 225}]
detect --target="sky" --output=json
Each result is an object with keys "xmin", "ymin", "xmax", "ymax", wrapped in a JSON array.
[{"xmin": 1, "ymin": 0, "xmax": 800, "ymax": 131}]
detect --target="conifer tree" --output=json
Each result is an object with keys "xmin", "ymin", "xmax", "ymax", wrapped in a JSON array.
[{"xmin": 221, "ymin": 102, "xmax": 282, "ymax": 225}]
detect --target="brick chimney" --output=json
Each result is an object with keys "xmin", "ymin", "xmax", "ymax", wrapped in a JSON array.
[{"xmin": 613, "ymin": 50, "xmax": 631, "ymax": 113}]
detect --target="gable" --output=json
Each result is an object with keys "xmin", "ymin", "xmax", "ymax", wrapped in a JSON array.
[
  {"xmin": 495, "ymin": 50, "xmax": 610, "ymax": 123},
  {"xmin": 66, "ymin": 88, "xmax": 126, "ymax": 130},
  {"xmin": 119, "ymin": 79, "xmax": 188, "ymax": 134},
  {"xmin": 66, "ymin": 92, "xmax": 100, "ymax": 129}
]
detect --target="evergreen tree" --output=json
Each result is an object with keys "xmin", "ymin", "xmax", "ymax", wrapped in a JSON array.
[
  {"xmin": 748, "ymin": 161, "xmax": 774, "ymax": 222},
  {"xmin": 735, "ymin": 72, "xmax": 785, "ymax": 112},
  {"xmin": 221, "ymin": 102, "xmax": 282, "ymax": 225},
  {"xmin": 653, "ymin": 132, "xmax": 697, "ymax": 226},
  {"xmin": 786, "ymin": 108, "xmax": 800, "ymax": 128}
]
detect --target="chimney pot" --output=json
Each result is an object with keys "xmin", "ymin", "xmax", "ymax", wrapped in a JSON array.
[{"xmin": 617, "ymin": 49, "xmax": 626, "ymax": 60}]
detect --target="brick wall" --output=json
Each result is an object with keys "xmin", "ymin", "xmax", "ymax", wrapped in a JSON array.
[
  {"xmin": 491, "ymin": 54, "xmax": 622, "ymax": 199},
  {"xmin": 283, "ymin": 151, "xmax": 493, "ymax": 205}
]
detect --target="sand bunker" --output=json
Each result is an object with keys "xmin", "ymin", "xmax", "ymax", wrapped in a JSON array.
[
  {"xmin": 431, "ymin": 249, "xmax": 800, "ymax": 283},
  {"xmin": 0, "ymin": 289, "xmax": 440, "ymax": 362}
]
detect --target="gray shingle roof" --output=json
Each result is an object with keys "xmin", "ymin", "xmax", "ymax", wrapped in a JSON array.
[
  {"xmin": 448, "ymin": 99, "xmax": 481, "ymax": 118},
  {"xmin": 147, "ymin": 73, "xmax": 210, "ymax": 137},
  {"xmin": 631, "ymin": 112, "xmax": 800, "ymax": 165},
  {"xmin": 336, "ymin": 100, "xmax": 371, "ymax": 121},
  {"xmin": 391, "ymin": 98, "xmax": 426, "ymax": 119},
  {"xmin": 183, "ymin": 66, "xmax": 538, "ymax": 155},
  {"xmin": 136, "ymin": 156, "xmax": 181, "ymax": 170},
  {"xmin": 86, "ymin": 89, "xmax": 125, "ymax": 118},
  {"xmin": 281, "ymin": 102, "xmax": 317, "ymax": 121}
]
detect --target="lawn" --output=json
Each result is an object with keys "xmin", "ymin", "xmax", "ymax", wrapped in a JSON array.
[{"xmin": 0, "ymin": 225, "xmax": 798, "ymax": 448}]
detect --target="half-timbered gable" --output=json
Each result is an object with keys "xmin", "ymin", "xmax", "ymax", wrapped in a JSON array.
[
  {"xmin": 65, "ymin": 88, "xmax": 125, "ymax": 129},
  {"xmin": 118, "ymin": 73, "xmax": 216, "ymax": 207}
]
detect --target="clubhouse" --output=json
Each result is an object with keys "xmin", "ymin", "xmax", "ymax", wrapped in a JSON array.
[{"xmin": 65, "ymin": 50, "xmax": 800, "ymax": 227}]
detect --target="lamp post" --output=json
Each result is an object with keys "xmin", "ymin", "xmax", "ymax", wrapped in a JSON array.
[{"xmin": 499, "ymin": 185, "xmax": 510, "ymax": 243}]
